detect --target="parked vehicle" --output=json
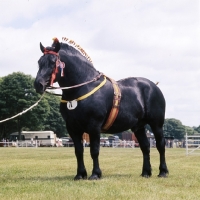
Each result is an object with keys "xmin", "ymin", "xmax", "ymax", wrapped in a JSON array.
[
  {"xmin": 10, "ymin": 131, "xmax": 56, "ymax": 147},
  {"xmin": 61, "ymin": 137, "xmax": 74, "ymax": 147}
]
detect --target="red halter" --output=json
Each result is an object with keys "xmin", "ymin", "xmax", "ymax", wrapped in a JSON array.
[
  {"xmin": 43, "ymin": 49, "xmax": 65, "ymax": 86},
  {"xmin": 44, "ymin": 50, "xmax": 59, "ymax": 56}
]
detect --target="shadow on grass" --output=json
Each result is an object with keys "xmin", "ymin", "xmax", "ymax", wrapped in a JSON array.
[
  {"xmin": 17, "ymin": 175, "xmax": 75, "ymax": 182},
  {"xmin": 102, "ymin": 174, "xmax": 135, "ymax": 179},
  {"xmin": 15, "ymin": 173, "xmax": 137, "ymax": 182}
]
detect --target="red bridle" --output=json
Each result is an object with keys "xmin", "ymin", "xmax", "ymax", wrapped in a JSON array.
[
  {"xmin": 43, "ymin": 49, "xmax": 65, "ymax": 87},
  {"xmin": 44, "ymin": 50, "xmax": 59, "ymax": 56}
]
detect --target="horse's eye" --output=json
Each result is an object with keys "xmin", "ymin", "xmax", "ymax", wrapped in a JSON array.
[{"xmin": 50, "ymin": 60, "xmax": 55, "ymax": 64}]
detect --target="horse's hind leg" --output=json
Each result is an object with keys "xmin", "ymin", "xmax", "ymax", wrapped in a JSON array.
[
  {"xmin": 150, "ymin": 125, "xmax": 169, "ymax": 177},
  {"xmin": 134, "ymin": 127, "xmax": 152, "ymax": 177}
]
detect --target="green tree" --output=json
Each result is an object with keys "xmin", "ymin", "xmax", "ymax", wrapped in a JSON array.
[
  {"xmin": 194, "ymin": 126, "xmax": 200, "ymax": 133},
  {"xmin": 0, "ymin": 72, "xmax": 50, "ymax": 139},
  {"xmin": 185, "ymin": 126, "xmax": 197, "ymax": 135},
  {"xmin": 163, "ymin": 118, "xmax": 186, "ymax": 139}
]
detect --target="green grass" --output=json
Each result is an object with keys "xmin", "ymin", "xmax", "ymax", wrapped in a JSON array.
[{"xmin": 0, "ymin": 147, "xmax": 200, "ymax": 200}]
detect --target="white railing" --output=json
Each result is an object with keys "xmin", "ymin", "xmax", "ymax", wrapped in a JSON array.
[
  {"xmin": 99, "ymin": 141, "xmax": 136, "ymax": 148},
  {"xmin": 1, "ymin": 141, "xmax": 137, "ymax": 148},
  {"xmin": 185, "ymin": 133, "xmax": 200, "ymax": 155},
  {"xmin": 0, "ymin": 141, "xmax": 40, "ymax": 148},
  {"xmin": 0, "ymin": 142, "xmax": 14, "ymax": 147},
  {"xmin": 113, "ymin": 141, "xmax": 135, "ymax": 148},
  {"xmin": 1, "ymin": 141, "xmax": 72, "ymax": 147}
]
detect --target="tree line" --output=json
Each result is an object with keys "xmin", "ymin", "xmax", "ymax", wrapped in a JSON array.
[
  {"xmin": 0, "ymin": 72, "xmax": 68, "ymax": 140},
  {"xmin": 146, "ymin": 119, "xmax": 200, "ymax": 140},
  {"xmin": 0, "ymin": 72, "xmax": 199, "ymax": 140}
]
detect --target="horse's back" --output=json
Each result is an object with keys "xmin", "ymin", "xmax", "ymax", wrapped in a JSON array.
[{"xmin": 118, "ymin": 77, "xmax": 165, "ymax": 110}]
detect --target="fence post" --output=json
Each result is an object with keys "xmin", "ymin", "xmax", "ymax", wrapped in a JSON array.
[{"xmin": 186, "ymin": 132, "xmax": 188, "ymax": 155}]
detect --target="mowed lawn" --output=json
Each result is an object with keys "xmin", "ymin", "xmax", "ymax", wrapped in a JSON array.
[{"xmin": 0, "ymin": 147, "xmax": 200, "ymax": 200}]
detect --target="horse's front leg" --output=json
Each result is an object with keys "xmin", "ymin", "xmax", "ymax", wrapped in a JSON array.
[
  {"xmin": 70, "ymin": 133, "xmax": 87, "ymax": 180},
  {"xmin": 88, "ymin": 133, "xmax": 102, "ymax": 180}
]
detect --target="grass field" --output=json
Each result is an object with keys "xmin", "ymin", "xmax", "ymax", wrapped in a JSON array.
[{"xmin": 0, "ymin": 147, "xmax": 200, "ymax": 200}]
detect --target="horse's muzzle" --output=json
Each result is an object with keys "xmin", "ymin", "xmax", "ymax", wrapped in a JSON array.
[{"xmin": 34, "ymin": 79, "xmax": 46, "ymax": 94}]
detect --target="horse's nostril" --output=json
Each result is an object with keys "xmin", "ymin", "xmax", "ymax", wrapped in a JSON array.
[
  {"xmin": 34, "ymin": 80, "xmax": 45, "ymax": 94},
  {"xmin": 39, "ymin": 83, "xmax": 44, "ymax": 90}
]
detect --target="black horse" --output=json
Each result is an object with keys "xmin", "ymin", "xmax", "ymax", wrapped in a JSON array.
[{"xmin": 34, "ymin": 38, "xmax": 168, "ymax": 180}]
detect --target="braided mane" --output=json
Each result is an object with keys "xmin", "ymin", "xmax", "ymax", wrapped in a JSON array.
[{"xmin": 62, "ymin": 37, "xmax": 92, "ymax": 63}]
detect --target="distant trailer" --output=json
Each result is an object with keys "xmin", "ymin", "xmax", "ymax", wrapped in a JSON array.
[{"xmin": 10, "ymin": 131, "xmax": 56, "ymax": 147}]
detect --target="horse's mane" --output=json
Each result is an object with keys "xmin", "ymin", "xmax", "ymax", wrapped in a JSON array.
[{"xmin": 61, "ymin": 37, "xmax": 93, "ymax": 63}]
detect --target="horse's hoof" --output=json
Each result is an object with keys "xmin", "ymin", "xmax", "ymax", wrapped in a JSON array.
[
  {"xmin": 140, "ymin": 170, "xmax": 152, "ymax": 178},
  {"xmin": 88, "ymin": 174, "xmax": 101, "ymax": 180},
  {"xmin": 158, "ymin": 169, "xmax": 169, "ymax": 178},
  {"xmin": 74, "ymin": 175, "xmax": 87, "ymax": 181},
  {"xmin": 141, "ymin": 174, "xmax": 151, "ymax": 178}
]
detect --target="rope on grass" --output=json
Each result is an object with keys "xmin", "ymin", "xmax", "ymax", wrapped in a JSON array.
[{"xmin": 0, "ymin": 93, "xmax": 45, "ymax": 123}]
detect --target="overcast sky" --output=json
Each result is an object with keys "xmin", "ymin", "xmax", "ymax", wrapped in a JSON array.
[{"xmin": 0, "ymin": 0, "xmax": 199, "ymax": 127}]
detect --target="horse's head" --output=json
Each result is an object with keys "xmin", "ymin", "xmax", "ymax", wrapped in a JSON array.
[{"xmin": 34, "ymin": 38, "xmax": 61, "ymax": 94}]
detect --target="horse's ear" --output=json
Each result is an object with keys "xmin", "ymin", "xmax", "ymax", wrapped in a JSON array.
[
  {"xmin": 40, "ymin": 42, "xmax": 45, "ymax": 53},
  {"xmin": 52, "ymin": 38, "xmax": 60, "ymax": 53},
  {"xmin": 54, "ymin": 42, "xmax": 60, "ymax": 53}
]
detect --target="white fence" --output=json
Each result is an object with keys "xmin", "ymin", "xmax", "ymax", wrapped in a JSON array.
[
  {"xmin": 1, "ymin": 141, "xmax": 137, "ymax": 148},
  {"xmin": 0, "ymin": 141, "xmax": 39, "ymax": 148},
  {"xmin": 103, "ymin": 141, "xmax": 136, "ymax": 148},
  {"xmin": 185, "ymin": 133, "xmax": 200, "ymax": 155}
]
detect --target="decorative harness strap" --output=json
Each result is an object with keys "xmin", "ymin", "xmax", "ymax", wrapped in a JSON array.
[
  {"xmin": 60, "ymin": 76, "xmax": 107, "ymax": 102},
  {"xmin": 101, "ymin": 77, "xmax": 121, "ymax": 132},
  {"xmin": 60, "ymin": 75, "xmax": 121, "ymax": 132}
]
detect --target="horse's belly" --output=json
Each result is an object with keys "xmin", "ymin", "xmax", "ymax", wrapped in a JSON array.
[
  {"xmin": 104, "ymin": 87, "xmax": 145, "ymax": 133},
  {"xmin": 106, "ymin": 104, "xmax": 144, "ymax": 133}
]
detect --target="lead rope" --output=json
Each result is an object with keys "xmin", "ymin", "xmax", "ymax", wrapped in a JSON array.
[
  {"xmin": 47, "ymin": 73, "xmax": 103, "ymax": 90},
  {"xmin": 0, "ymin": 73, "xmax": 104, "ymax": 122},
  {"xmin": 0, "ymin": 93, "xmax": 45, "ymax": 123}
]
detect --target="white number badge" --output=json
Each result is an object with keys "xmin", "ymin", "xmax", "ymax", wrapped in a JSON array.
[{"xmin": 67, "ymin": 100, "xmax": 78, "ymax": 110}]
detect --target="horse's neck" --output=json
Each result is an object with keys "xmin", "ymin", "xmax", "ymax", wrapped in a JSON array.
[
  {"xmin": 59, "ymin": 51, "xmax": 97, "ymax": 86},
  {"xmin": 58, "ymin": 56, "xmax": 98, "ymax": 99},
  {"xmin": 60, "ymin": 64, "xmax": 97, "ymax": 86}
]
